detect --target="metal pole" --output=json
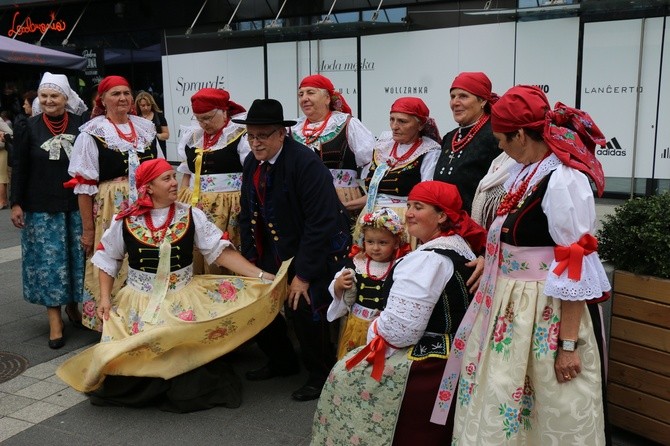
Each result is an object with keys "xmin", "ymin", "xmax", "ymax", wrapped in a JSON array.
[
  {"xmin": 62, "ymin": 1, "xmax": 90, "ymax": 46},
  {"xmin": 629, "ymin": 18, "xmax": 645, "ymax": 198},
  {"xmin": 185, "ymin": 0, "xmax": 209, "ymax": 35}
]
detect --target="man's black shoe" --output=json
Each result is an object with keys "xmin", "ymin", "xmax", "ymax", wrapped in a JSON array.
[
  {"xmin": 245, "ymin": 364, "xmax": 299, "ymax": 381},
  {"xmin": 291, "ymin": 384, "xmax": 322, "ymax": 401}
]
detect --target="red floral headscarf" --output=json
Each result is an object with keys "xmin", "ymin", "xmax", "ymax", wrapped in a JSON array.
[
  {"xmin": 491, "ymin": 85, "xmax": 606, "ymax": 196},
  {"xmin": 408, "ymin": 181, "xmax": 487, "ymax": 253},
  {"xmin": 299, "ymin": 74, "xmax": 352, "ymax": 115},
  {"xmin": 115, "ymin": 159, "xmax": 174, "ymax": 220},
  {"xmin": 390, "ymin": 97, "xmax": 441, "ymax": 144}
]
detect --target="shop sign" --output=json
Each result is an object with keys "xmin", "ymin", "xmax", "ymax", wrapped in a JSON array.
[{"xmin": 7, "ymin": 11, "xmax": 66, "ymax": 37}]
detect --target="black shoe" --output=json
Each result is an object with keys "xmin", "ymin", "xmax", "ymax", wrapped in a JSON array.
[
  {"xmin": 291, "ymin": 384, "xmax": 322, "ymax": 401},
  {"xmin": 48, "ymin": 337, "xmax": 65, "ymax": 349},
  {"xmin": 245, "ymin": 364, "xmax": 299, "ymax": 381}
]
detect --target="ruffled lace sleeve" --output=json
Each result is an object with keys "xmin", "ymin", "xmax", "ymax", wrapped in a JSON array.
[
  {"xmin": 542, "ymin": 165, "xmax": 611, "ymax": 301},
  {"xmin": 192, "ymin": 206, "xmax": 232, "ymax": 264},
  {"xmin": 91, "ymin": 218, "xmax": 126, "ymax": 277},
  {"xmin": 370, "ymin": 250, "xmax": 454, "ymax": 353},
  {"xmin": 420, "ymin": 146, "xmax": 441, "ymax": 180},
  {"xmin": 68, "ymin": 131, "xmax": 100, "ymax": 195},
  {"xmin": 176, "ymin": 127, "xmax": 194, "ymax": 174}
]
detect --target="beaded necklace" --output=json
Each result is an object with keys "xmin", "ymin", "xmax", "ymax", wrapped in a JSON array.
[
  {"xmin": 365, "ymin": 256, "xmax": 394, "ymax": 281},
  {"xmin": 108, "ymin": 117, "xmax": 138, "ymax": 147},
  {"xmin": 145, "ymin": 203, "xmax": 176, "ymax": 243},
  {"xmin": 449, "ymin": 114, "xmax": 489, "ymax": 163},
  {"xmin": 386, "ymin": 138, "xmax": 422, "ymax": 168},
  {"xmin": 43, "ymin": 112, "xmax": 69, "ymax": 136},
  {"xmin": 496, "ymin": 151, "xmax": 551, "ymax": 216},
  {"xmin": 302, "ymin": 111, "xmax": 332, "ymax": 146}
]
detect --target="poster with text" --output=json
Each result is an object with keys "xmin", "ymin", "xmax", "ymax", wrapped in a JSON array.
[{"xmin": 161, "ymin": 47, "xmax": 265, "ymax": 161}]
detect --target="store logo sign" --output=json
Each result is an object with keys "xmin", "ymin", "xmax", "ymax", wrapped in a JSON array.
[{"xmin": 8, "ymin": 11, "xmax": 66, "ymax": 37}]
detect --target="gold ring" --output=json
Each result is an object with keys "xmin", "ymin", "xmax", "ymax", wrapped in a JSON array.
[{"xmin": 563, "ymin": 375, "xmax": 570, "ymax": 379}]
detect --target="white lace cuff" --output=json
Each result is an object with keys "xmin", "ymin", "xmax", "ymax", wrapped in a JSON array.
[{"xmin": 544, "ymin": 252, "xmax": 612, "ymax": 300}]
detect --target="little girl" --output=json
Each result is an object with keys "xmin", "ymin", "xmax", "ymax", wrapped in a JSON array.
[{"xmin": 327, "ymin": 208, "xmax": 410, "ymax": 359}]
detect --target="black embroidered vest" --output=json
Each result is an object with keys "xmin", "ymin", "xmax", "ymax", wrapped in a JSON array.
[
  {"xmin": 500, "ymin": 173, "xmax": 554, "ymax": 247},
  {"xmin": 318, "ymin": 118, "xmax": 357, "ymax": 171},
  {"xmin": 184, "ymin": 136, "xmax": 244, "ymax": 174},
  {"xmin": 365, "ymin": 155, "xmax": 425, "ymax": 197},
  {"xmin": 122, "ymin": 209, "xmax": 195, "ymax": 273},
  {"xmin": 94, "ymin": 137, "xmax": 158, "ymax": 182}
]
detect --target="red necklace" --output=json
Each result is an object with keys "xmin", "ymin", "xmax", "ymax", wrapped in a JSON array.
[
  {"xmin": 108, "ymin": 118, "xmax": 138, "ymax": 147},
  {"xmin": 145, "ymin": 203, "xmax": 176, "ymax": 242},
  {"xmin": 451, "ymin": 114, "xmax": 489, "ymax": 154},
  {"xmin": 203, "ymin": 124, "xmax": 226, "ymax": 150},
  {"xmin": 365, "ymin": 256, "xmax": 393, "ymax": 281},
  {"xmin": 387, "ymin": 138, "xmax": 422, "ymax": 168},
  {"xmin": 497, "ymin": 152, "xmax": 551, "ymax": 216},
  {"xmin": 302, "ymin": 111, "xmax": 332, "ymax": 146},
  {"xmin": 43, "ymin": 112, "xmax": 69, "ymax": 136}
]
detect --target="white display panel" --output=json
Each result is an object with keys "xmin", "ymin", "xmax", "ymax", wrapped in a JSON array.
[
  {"xmin": 361, "ymin": 24, "xmax": 515, "ymax": 137},
  {"xmin": 161, "ymin": 46, "xmax": 265, "ymax": 161},
  {"xmin": 581, "ymin": 20, "xmax": 644, "ymax": 178},
  {"xmin": 515, "ymin": 17, "xmax": 580, "ymax": 106}
]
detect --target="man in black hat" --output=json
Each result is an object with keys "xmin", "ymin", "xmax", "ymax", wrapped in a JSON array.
[{"xmin": 233, "ymin": 99, "xmax": 351, "ymax": 401}]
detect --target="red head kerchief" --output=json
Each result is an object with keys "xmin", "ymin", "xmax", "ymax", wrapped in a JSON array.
[
  {"xmin": 191, "ymin": 88, "xmax": 246, "ymax": 116},
  {"xmin": 93, "ymin": 75, "xmax": 130, "ymax": 118},
  {"xmin": 491, "ymin": 85, "xmax": 606, "ymax": 196},
  {"xmin": 390, "ymin": 97, "xmax": 441, "ymax": 144},
  {"xmin": 408, "ymin": 181, "xmax": 487, "ymax": 253},
  {"xmin": 115, "ymin": 159, "xmax": 174, "ymax": 220},
  {"xmin": 451, "ymin": 72, "xmax": 499, "ymax": 105},
  {"xmin": 299, "ymin": 74, "xmax": 352, "ymax": 115}
]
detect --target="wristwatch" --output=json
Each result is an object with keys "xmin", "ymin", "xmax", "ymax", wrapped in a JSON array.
[{"xmin": 559, "ymin": 339, "xmax": 578, "ymax": 351}]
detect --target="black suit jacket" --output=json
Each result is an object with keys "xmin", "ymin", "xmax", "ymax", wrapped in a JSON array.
[{"xmin": 240, "ymin": 137, "xmax": 351, "ymax": 298}]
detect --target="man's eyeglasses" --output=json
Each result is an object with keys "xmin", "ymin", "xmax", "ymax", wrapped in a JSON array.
[
  {"xmin": 194, "ymin": 109, "xmax": 222, "ymax": 123},
  {"xmin": 247, "ymin": 128, "xmax": 281, "ymax": 142}
]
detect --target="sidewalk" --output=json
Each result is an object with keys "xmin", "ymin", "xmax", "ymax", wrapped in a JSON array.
[{"xmin": 0, "ymin": 201, "xmax": 652, "ymax": 445}]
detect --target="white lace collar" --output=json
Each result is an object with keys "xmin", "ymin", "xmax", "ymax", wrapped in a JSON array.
[
  {"xmin": 373, "ymin": 132, "xmax": 440, "ymax": 166},
  {"xmin": 417, "ymin": 235, "xmax": 476, "ymax": 261},
  {"xmin": 79, "ymin": 115, "xmax": 157, "ymax": 152},
  {"xmin": 503, "ymin": 153, "xmax": 562, "ymax": 192},
  {"xmin": 180, "ymin": 112, "xmax": 247, "ymax": 151}
]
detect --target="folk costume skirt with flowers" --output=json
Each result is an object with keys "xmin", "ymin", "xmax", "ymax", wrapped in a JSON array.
[
  {"xmin": 452, "ymin": 244, "xmax": 605, "ymax": 445},
  {"xmin": 57, "ymin": 261, "xmax": 290, "ymax": 397},
  {"xmin": 21, "ymin": 211, "xmax": 85, "ymax": 307},
  {"xmin": 82, "ymin": 178, "xmax": 130, "ymax": 331},
  {"xmin": 177, "ymin": 184, "xmax": 242, "ymax": 275}
]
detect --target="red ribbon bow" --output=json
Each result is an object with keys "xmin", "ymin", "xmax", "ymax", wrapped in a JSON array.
[
  {"xmin": 63, "ymin": 175, "xmax": 97, "ymax": 189},
  {"xmin": 553, "ymin": 234, "xmax": 598, "ymax": 281},
  {"xmin": 348, "ymin": 244, "xmax": 362, "ymax": 258},
  {"xmin": 345, "ymin": 324, "xmax": 390, "ymax": 382}
]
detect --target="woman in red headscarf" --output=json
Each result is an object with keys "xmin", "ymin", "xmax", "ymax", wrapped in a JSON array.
[
  {"xmin": 433, "ymin": 72, "xmax": 508, "ymax": 216},
  {"xmin": 313, "ymin": 181, "xmax": 485, "ymax": 445},
  {"xmin": 291, "ymin": 74, "xmax": 375, "ymax": 210},
  {"xmin": 176, "ymin": 88, "xmax": 248, "ymax": 274},
  {"xmin": 67, "ymin": 75, "xmax": 160, "ymax": 331},
  {"xmin": 349, "ymin": 96, "xmax": 441, "ymax": 246},
  {"xmin": 57, "ymin": 159, "xmax": 288, "ymax": 413},
  {"xmin": 433, "ymin": 86, "xmax": 610, "ymax": 445}
]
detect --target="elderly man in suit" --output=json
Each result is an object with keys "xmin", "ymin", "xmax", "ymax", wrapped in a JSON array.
[{"xmin": 234, "ymin": 99, "xmax": 351, "ymax": 401}]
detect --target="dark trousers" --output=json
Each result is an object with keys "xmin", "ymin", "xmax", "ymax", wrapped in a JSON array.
[{"xmin": 254, "ymin": 298, "xmax": 336, "ymax": 387}]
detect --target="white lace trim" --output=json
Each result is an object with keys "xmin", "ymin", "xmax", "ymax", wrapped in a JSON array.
[
  {"xmin": 373, "ymin": 132, "xmax": 441, "ymax": 167},
  {"xmin": 292, "ymin": 111, "xmax": 349, "ymax": 138},
  {"xmin": 503, "ymin": 153, "xmax": 562, "ymax": 194},
  {"xmin": 78, "ymin": 115, "xmax": 157, "ymax": 153},
  {"xmin": 352, "ymin": 255, "xmax": 394, "ymax": 275},
  {"xmin": 178, "ymin": 113, "xmax": 247, "ymax": 158},
  {"xmin": 544, "ymin": 253, "xmax": 612, "ymax": 301},
  {"xmin": 418, "ymin": 235, "xmax": 476, "ymax": 261}
]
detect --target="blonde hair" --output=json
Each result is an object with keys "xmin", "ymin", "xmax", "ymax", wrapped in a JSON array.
[{"xmin": 135, "ymin": 91, "xmax": 162, "ymax": 114}]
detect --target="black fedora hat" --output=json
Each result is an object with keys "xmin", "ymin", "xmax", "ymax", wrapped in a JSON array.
[{"xmin": 231, "ymin": 99, "xmax": 297, "ymax": 126}]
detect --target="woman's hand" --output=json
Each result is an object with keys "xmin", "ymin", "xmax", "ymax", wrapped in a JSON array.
[
  {"xmin": 288, "ymin": 276, "xmax": 310, "ymax": 310},
  {"xmin": 555, "ymin": 348, "xmax": 582, "ymax": 383},
  {"xmin": 81, "ymin": 228, "xmax": 95, "ymax": 256},
  {"xmin": 10, "ymin": 205, "xmax": 24, "ymax": 228},
  {"xmin": 97, "ymin": 296, "xmax": 112, "ymax": 321},
  {"xmin": 343, "ymin": 195, "xmax": 367, "ymax": 212},
  {"xmin": 465, "ymin": 255, "xmax": 485, "ymax": 293}
]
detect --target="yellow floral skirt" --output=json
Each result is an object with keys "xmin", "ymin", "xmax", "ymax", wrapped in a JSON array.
[
  {"xmin": 57, "ymin": 261, "xmax": 290, "ymax": 393},
  {"xmin": 82, "ymin": 179, "xmax": 129, "ymax": 331}
]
